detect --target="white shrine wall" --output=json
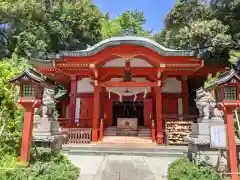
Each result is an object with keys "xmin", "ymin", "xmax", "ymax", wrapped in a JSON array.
[
  {"xmin": 77, "ymin": 78, "xmax": 94, "ymax": 93},
  {"xmin": 162, "ymin": 77, "xmax": 182, "ymax": 93}
]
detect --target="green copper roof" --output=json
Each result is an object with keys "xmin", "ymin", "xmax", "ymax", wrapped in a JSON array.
[
  {"xmin": 9, "ymin": 68, "xmax": 50, "ymax": 84},
  {"xmin": 59, "ymin": 36, "xmax": 195, "ymax": 57},
  {"xmin": 9, "ymin": 69, "xmax": 68, "ymax": 100},
  {"xmin": 28, "ymin": 36, "xmax": 197, "ymax": 67}
]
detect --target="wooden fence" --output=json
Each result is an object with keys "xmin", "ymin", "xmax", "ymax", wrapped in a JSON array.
[{"xmin": 68, "ymin": 128, "xmax": 92, "ymax": 144}]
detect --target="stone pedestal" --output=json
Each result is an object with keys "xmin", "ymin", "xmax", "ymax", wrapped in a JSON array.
[
  {"xmin": 187, "ymin": 143, "xmax": 228, "ymax": 172},
  {"xmin": 33, "ymin": 116, "xmax": 63, "ymax": 150},
  {"xmin": 185, "ymin": 119, "xmax": 227, "ymax": 171}
]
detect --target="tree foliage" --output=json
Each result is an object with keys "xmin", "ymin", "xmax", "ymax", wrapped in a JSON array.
[
  {"xmin": 0, "ymin": 0, "xmax": 103, "ymax": 57},
  {"xmin": 154, "ymin": 1, "xmax": 240, "ymax": 64},
  {"xmin": 0, "ymin": 56, "xmax": 28, "ymax": 134},
  {"xmin": 101, "ymin": 10, "xmax": 152, "ymax": 39}
]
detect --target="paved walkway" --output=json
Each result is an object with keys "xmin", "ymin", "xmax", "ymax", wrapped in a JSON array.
[{"xmin": 66, "ymin": 154, "xmax": 177, "ymax": 180}]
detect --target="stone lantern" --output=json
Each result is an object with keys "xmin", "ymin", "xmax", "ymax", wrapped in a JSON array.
[
  {"xmin": 206, "ymin": 69, "xmax": 240, "ymax": 103},
  {"xmin": 9, "ymin": 69, "xmax": 54, "ymax": 162}
]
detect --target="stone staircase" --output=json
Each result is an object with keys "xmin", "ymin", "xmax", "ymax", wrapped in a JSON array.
[
  {"xmin": 103, "ymin": 126, "xmax": 152, "ymax": 144},
  {"xmin": 104, "ymin": 126, "xmax": 117, "ymax": 136},
  {"xmin": 104, "ymin": 126, "xmax": 151, "ymax": 137},
  {"xmin": 138, "ymin": 126, "xmax": 151, "ymax": 137}
]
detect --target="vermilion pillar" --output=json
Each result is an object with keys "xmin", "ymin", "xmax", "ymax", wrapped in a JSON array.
[
  {"xmin": 181, "ymin": 76, "xmax": 189, "ymax": 115},
  {"xmin": 20, "ymin": 103, "xmax": 34, "ymax": 162},
  {"xmin": 69, "ymin": 76, "xmax": 77, "ymax": 119},
  {"xmin": 224, "ymin": 105, "xmax": 239, "ymax": 180},
  {"xmin": 92, "ymin": 86, "xmax": 101, "ymax": 141},
  {"xmin": 155, "ymin": 86, "xmax": 163, "ymax": 144}
]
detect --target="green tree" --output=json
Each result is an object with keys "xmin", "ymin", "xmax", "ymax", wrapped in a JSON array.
[
  {"xmin": 0, "ymin": 0, "xmax": 103, "ymax": 58},
  {"xmin": 154, "ymin": 1, "xmax": 239, "ymax": 64},
  {"xmin": 101, "ymin": 10, "xmax": 152, "ymax": 39},
  {"xmin": 101, "ymin": 13, "xmax": 121, "ymax": 39},
  {"xmin": 0, "ymin": 55, "xmax": 28, "ymax": 134}
]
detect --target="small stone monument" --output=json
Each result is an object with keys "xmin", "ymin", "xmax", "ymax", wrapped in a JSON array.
[
  {"xmin": 185, "ymin": 87, "xmax": 227, "ymax": 171},
  {"xmin": 33, "ymin": 88, "xmax": 63, "ymax": 151}
]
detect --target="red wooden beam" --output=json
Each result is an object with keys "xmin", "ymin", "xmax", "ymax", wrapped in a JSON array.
[
  {"xmin": 99, "ymin": 81, "xmax": 156, "ymax": 87},
  {"xmin": 99, "ymin": 67, "xmax": 159, "ymax": 81}
]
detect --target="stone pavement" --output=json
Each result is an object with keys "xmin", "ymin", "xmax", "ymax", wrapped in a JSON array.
[{"xmin": 66, "ymin": 154, "xmax": 177, "ymax": 180}]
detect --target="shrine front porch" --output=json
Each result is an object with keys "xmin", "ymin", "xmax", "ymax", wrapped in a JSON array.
[{"xmin": 58, "ymin": 114, "xmax": 195, "ymax": 145}]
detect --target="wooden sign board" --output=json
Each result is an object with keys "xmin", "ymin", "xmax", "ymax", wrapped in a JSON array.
[{"xmin": 210, "ymin": 124, "xmax": 227, "ymax": 149}]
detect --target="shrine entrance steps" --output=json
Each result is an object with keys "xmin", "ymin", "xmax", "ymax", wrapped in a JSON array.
[
  {"xmin": 102, "ymin": 136, "xmax": 152, "ymax": 144},
  {"xmin": 104, "ymin": 126, "xmax": 151, "ymax": 137}
]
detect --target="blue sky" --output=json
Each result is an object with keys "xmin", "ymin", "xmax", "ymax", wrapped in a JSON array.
[{"xmin": 93, "ymin": 0, "xmax": 176, "ymax": 34}]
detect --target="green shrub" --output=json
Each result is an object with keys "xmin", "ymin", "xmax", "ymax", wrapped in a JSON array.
[
  {"xmin": 168, "ymin": 157, "xmax": 220, "ymax": 180},
  {"xmin": 0, "ymin": 152, "xmax": 80, "ymax": 180},
  {"xmin": 0, "ymin": 133, "xmax": 22, "ymax": 156}
]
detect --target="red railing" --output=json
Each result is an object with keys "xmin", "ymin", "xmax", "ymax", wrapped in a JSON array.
[{"xmin": 58, "ymin": 118, "xmax": 76, "ymax": 128}]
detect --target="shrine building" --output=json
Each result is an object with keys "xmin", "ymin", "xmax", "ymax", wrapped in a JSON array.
[{"xmin": 24, "ymin": 36, "xmax": 226, "ymax": 144}]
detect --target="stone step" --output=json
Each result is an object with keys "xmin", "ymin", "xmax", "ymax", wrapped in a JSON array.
[
  {"xmin": 104, "ymin": 132, "xmax": 117, "ymax": 136},
  {"xmin": 62, "ymin": 144, "xmax": 188, "ymax": 157},
  {"xmin": 138, "ymin": 131, "xmax": 151, "ymax": 134},
  {"xmin": 138, "ymin": 134, "xmax": 151, "ymax": 137},
  {"xmin": 65, "ymin": 150, "xmax": 186, "ymax": 157},
  {"xmin": 102, "ymin": 136, "xmax": 152, "ymax": 144}
]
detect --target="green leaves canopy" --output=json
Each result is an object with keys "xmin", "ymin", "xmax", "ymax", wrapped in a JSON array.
[
  {"xmin": 155, "ymin": 1, "xmax": 240, "ymax": 64},
  {"xmin": 101, "ymin": 10, "xmax": 152, "ymax": 39},
  {"xmin": 0, "ymin": 0, "xmax": 103, "ymax": 57}
]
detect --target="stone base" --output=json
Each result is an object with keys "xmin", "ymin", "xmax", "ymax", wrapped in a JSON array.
[
  {"xmin": 33, "ymin": 117, "xmax": 63, "ymax": 150},
  {"xmin": 188, "ymin": 143, "xmax": 228, "ymax": 172},
  {"xmin": 191, "ymin": 120, "xmax": 224, "ymax": 137},
  {"xmin": 197, "ymin": 118, "xmax": 224, "ymax": 124},
  {"xmin": 34, "ymin": 118, "xmax": 60, "ymax": 134}
]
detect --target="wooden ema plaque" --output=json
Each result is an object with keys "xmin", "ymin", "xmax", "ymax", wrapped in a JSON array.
[{"xmin": 117, "ymin": 118, "xmax": 138, "ymax": 136}]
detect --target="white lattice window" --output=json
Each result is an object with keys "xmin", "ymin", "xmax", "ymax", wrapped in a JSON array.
[{"xmin": 22, "ymin": 84, "xmax": 34, "ymax": 97}]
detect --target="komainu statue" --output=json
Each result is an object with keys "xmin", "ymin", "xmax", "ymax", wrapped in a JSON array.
[
  {"xmin": 42, "ymin": 88, "xmax": 55, "ymax": 118},
  {"xmin": 195, "ymin": 87, "xmax": 223, "ymax": 121}
]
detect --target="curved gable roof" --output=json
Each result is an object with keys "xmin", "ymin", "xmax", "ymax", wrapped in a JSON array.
[{"xmin": 59, "ymin": 36, "xmax": 196, "ymax": 57}]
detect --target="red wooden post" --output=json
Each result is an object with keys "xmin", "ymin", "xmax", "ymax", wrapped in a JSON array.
[
  {"xmin": 152, "ymin": 120, "xmax": 156, "ymax": 142},
  {"xmin": 92, "ymin": 86, "xmax": 101, "ymax": 142},
  {"xmin": 20, "ymin": 102, "xmax": 34, "ymax": 162},
  {"xmin": 155, "ymin": 86, "xmax": 163, "ymax": 144},
  {"xmin": 105, "ymin": 98, "xmax": 113, "ymax": 126},
  {"xmin": 69, "ymin": 76, "xmax": 77, "ymax": 119},
  {"xmin": 181, "ymin": 76, "xmax": 189, "ymax": 115},
  {"xmin": 99, "ymin": 119, "xmax": 104, "ymax": 142},
  {"xmin": 224, "ymin": 105, "xmax": 239, "ymax": 180}
]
